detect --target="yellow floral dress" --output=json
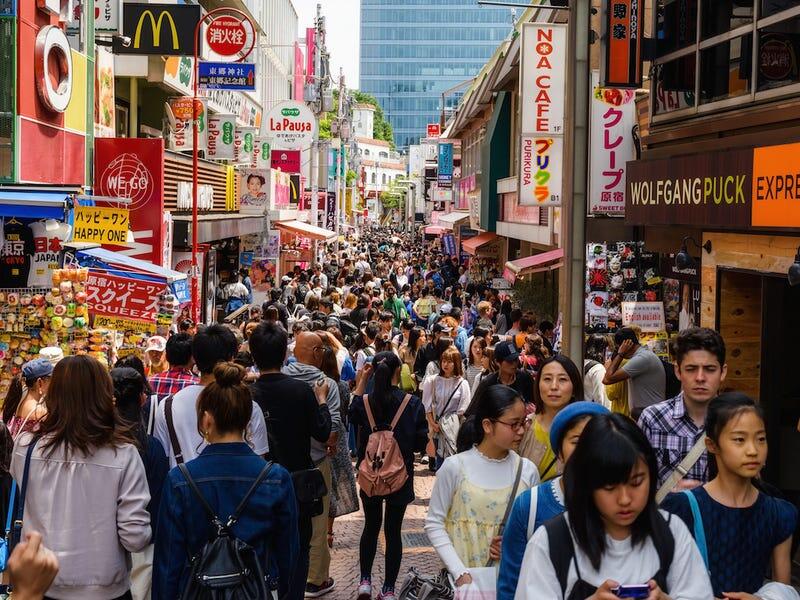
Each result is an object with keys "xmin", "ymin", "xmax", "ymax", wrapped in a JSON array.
[{"xmin": 443, "ymin": 454, "xmax": 520, "ymax": 568}]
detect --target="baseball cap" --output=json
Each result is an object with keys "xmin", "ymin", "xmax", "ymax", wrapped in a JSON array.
[
  {"xmin": 494, "ymin": 340, "xmax": 520, "ymax": 363},
  {"xmin": 549, "ymin": 401, "xmax": 610, "ymax": 455},
  {"xmin": 39, "ymin": 346, "xmax": 64, "ymax": 367},
  {"xmin": 22, "ymin": 358, "xmax": 54, "ymax": 381},
  {"xmin": 440, "ymin": 303, "xmax": 453, "ymax": 315},
  {"xmin": 146, "ymin": 336, "xmax": 167, "ymax": 353}
]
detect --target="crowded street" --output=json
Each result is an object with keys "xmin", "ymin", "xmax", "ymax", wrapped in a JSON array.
[{"xmin": 2, "ymin": 0, "xmax": 800, "ymax": 599}]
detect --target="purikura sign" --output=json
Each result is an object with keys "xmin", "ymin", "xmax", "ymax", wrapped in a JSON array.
[{"xmin": 264, "ymin": 101, "xmax": 317, "ymax": 149}]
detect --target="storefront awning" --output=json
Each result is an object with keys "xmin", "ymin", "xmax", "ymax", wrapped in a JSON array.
[
  {"xmin": 74, "ymin": 247, "xmax": 188, "ymax": 284},
  {"xmin": 503, "ymin": 248, "xmax": 564, "ymax": 284},
  {"xmin": 462, "ymin": 232, "xmax": 498, "ymax": 255},
  {"xmin": 172, "ymin": 214, "xmax": 266, "ymax": 246},
  {"xmin": 0, "ymin": 190, "xmax": 70, "ymax": 219},
  {"xmin": 275, "ymin": 220, "xmax": 336, "ymax": 241},
  {"xmin": 436, "ymin": 211, "xmax": 470, "ymax": 229},
  {"xmin": 424, "ymin": 225, "xmax": 446, "ymax": 236}
]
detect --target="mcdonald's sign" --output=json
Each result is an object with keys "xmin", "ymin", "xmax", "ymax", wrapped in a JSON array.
[{"xmin": 118, "ymin": 3, "xmax": 201, "ymax": 56}]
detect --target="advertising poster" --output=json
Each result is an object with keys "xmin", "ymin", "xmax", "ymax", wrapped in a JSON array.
[
  {"xmin": 266, "ymin": 231, "xmax": 281, "ymax": 258},
  {"xmin": 207, "ymin": 114, "xmax": 235, "ymax": 160},
  {"xmin": 94, "ymin": 47, "xmax": 115, "ymax": 138},
  {"xmin": 238, "ymin": 168, "xmax": 269, "ymax": 214},
  {"xmin": 621, "ymin": 301, "xmax": 666, "ymax": 332},
  {"xmin": 589, "ymin": 71, "xmax": 637, "ymax": 215},
  {"xmin": 250, "ymin": 258, "xmax": 278, "ymax": 307}
]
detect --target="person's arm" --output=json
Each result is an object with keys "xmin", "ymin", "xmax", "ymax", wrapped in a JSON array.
[
  {"xmin": 117, "ymin": 448, "xmax": 152, "ymax": 553},
  {"xmin": 153, "ymin": 472, "xmax": 186, "ymax": 600},
  {"xmin": 413, "ymin": 400, "xmax": 430, "ymax": 454},
  {"xmin": 664, "ymin": 515, "xmax": 714, "ymax": 599},
  {"xmin": 602, "ymin": 340, "xmax": 635, "ymax": 385},
  {"xmin": 272, "ymin": 468, "xmax": 300, "ymax": 598},
  {"xmin": 6, "ymin": 532, "xmax": 59, "ymax": 600},
  {"xmin": 770, "ymin": 536, "xmax": 793, "ymax": 585},
  {"xmin": 423, "ymin": 457, "xmax": 470, "ymax": 580},
  {"xmin": 497, "ymin": 492, "xmax": 532, "ymax": 600},
  {"xmin": 309, "ymin": 382, "xmax": 332, "ymax": 444},
  {"xmin": 324, "ymin": 379, "xmax": 341, "ymax": 451},
  {"xmin": 456, "ymin": 378, "xmax": 472, "ymax": 415},
  {"xmin": 247, "ymin": 404, "xmax": 271, "ymax": 457}
]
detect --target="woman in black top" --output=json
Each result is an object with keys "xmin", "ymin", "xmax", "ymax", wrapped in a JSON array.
[{"xmin": 349, "ymin": 352, "xmax": 428, "ymax": 600}]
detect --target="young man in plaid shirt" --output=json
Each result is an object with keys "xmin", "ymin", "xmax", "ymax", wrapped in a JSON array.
[
  {"xmin": 148, "ymin": 333, "xmax": 198, "ymax": 402},
  {"xmin": 638, "ymin": 327, "xmax": 728, "ymax": 492}
]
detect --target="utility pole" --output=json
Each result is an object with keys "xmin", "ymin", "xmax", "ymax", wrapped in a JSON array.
[
  {"xmin": 309, "ymin": 4, "xmax": 323, "ymax": 230},
  {"xmin": 334, "ymin": 68, "xmax": 345, "ymax": 256}
]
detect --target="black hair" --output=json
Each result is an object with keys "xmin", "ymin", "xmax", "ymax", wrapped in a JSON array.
[
  {"xmin": 363, "ymin": 322, "xmax": 380, "ymax": 342},
  {"xmin": 614, "ymin": 327, "xmax": 639, "ymax": 347},
  {"xmin": 178, "ymin": 319, "xmax": 194, "ymax": 332},
  {"xmin": 456, "ymin": 385, "xmax": 522, "ymax": 453},
  {"xmin": 234, "ymin": 351, "xmax": 255, "ymax": 369},
  {"xmin": 2, "ymin": 370, "xmax": 50, "ymax": 424},
  {"xmin": 269, "ymin": 288, "xmax": 282, "ymax": 302},
  {"xmin": 539, "ymin": 320, "xmax": 554, "ymax": 333},
  {"xmin": 246, "ymin": 173, "xmax": 265, "ymax": 186},
  {"xmin": 674, "ymin": 327, "xmax": 726, "ymax": 366},
  {"xmin": 249, "ymin": 321, "xmax": 288, "ymax": 371},
  {"xmin": 473, "ymin": 326, "xmax": 489, "ymax": 341},
  {"xmin": 408, "ymin": 327, "xmax": 426, "ymax": 352},
  {"xmin": 165, "ymin": 333, "xmax": 193, "ymax": 367},
  {"xmin": 369, "ymin": 351, "xmax": 402, "ymax": 425},
  {"xmin": 450, "ymin": 307, "xmax": 462, "ymax": 322},
  {"xmin": 379, "ymin": 311, "xmax": 393, "ymax": 322},
  {"xmin": 110, "ymin": 367, "xmax": 146, "ymax": 450},
  {"xmin": 434, "ymin": 337, "xmax": 453, "ymax": 362},
  {"xmin": 509, "ymin": 307, "xmax": 522, "ymax": 324},
  {"xmin": 585, "ymin": 334, "xmax": 609, "ymax": 362},
  {"xmin": 400, "ymin": 319, "xmax": 414, "ymax": 331},
  {"xmin": 192, "ymin": 324, "xmax": 238, "ymax": 375},
  {"xmin": 114, "ymin": 356, "xmax": 153, "ymax": 396},
  {"xmin": 564, "ymin": 413, "xmax": 665, "ymax": 570},
  {"xmin": 532, "ymin": 355, "xmax": 584, "ymax": 413},
  {"xmin": 705, "ymin": 392, "xmax": 765, "ymax": 480}
]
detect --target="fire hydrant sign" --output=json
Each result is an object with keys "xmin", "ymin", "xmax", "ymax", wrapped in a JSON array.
[
  {"xmin": 73, "ymin": 206, "xmax": 130, "ymax": 244},
  {"xmin": 621, "ymin": 301, "xmax": 665, "ymax": 332},
  {"xmin": 86, "ymin": 271, "xmax": 163, "ymax": 323},
  {"xmin": 264, "ymin": 101, "xmax": 317, "ymax": 150},
  {"xmin": 206, "ymin": 16, "xmax": 247, "ymax": 56}
]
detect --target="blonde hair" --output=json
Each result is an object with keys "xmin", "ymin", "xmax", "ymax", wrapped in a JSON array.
[
  {"xmin": 343, "ymin": 293, "xmax": 358, "ymax": 310},
  {"xmin": 477, "ymin": 301, "xmax": 492, "ymax": 317}
]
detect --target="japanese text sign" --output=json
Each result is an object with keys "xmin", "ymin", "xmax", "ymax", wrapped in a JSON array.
[
  {"xmin": 520, "ymin": 136, "xmax": 563, "ymax": 207},
  {"xmin": 73, "ymin": 206, "xmax": 130, "ymax": 244},
  {"xmin": 427, "ymin": 123, "xmax": 441, "ymax": 138},
  {"xmin": 205, "ymin": 16, "xmax": 247, "ymax": 56},
  {"xmin": 589, "ymin": 71, "xmax": 637, "ymax": 215},
  {"xmin": 621, "ymin": 301, "xmax": 665, "ymax": 332},
  {"xmin": 207, "ymin": 114, "xmax": 236, "ymax": 160},
  {"xmin": 602, "ymin": 0, "xmax": 645, "ymax": 88},
  {"xmin": 86, "ymin": 272, "xmax": 165, "ymax": 323},
  {"xmin": 264, "ymin": 101, "xmax": 316, "ymax": 150},
  {"xmin": 438, "ymin": 142, "xmax": 454, "ymax": 188},
  {"xmin": 94, "ymin": 315, "xmax": 157, "ymax": 334},
  {"xmin": 198, "ymin": 62, "xmax": 256, "ymax": 91}
]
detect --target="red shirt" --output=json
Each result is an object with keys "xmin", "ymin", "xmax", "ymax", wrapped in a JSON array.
[{"xmin": 149, "ymin": 367, "xmax": 199, "ymax": 402}]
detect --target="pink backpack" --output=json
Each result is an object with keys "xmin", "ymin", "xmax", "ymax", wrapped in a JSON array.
[{"xmin": 357, "ymin": 394, "xmax": 412, "ymax": 497}]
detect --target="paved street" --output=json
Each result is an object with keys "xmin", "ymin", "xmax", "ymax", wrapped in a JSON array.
[{"xmin": 328, "ymin": 464, "xmax": 442, "ymax": 599}]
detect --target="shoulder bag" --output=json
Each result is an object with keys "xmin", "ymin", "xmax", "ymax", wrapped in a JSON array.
[
  {"xmin": 655, "ymin": 434, "xmax": 706, "ymax": 504},
  {"xmin": 0, "ymin": 436, "xmax": 38, "ymax": 572},
  {"xmin": 164, "ymin": 395, "xmax": 185, "ymax": 465}
]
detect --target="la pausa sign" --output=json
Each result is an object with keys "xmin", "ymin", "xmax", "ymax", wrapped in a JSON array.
[{"xmin": 264, "ymin": 101, "xmax": 316, "ymax": 149}]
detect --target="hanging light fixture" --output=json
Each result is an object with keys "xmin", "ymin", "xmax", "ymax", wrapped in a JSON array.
[
  {"xmin": 788, "ymin": 246, "xmax": 800, "ymax": 287},
  {"xmin": 675, "ymin": 237, "xmax": 712, "ymax": 270}
]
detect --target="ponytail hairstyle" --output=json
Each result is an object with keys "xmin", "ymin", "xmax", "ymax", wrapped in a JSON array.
[
  {"xmin": 705, "ymin": 392, "xmax": 765, "ymax": 480},
  {"xmin": 2, "ymin": 375, "xmax": 26, "ymax": 424},
  {"xmin": 456, "ymin": 384, "xmax": 523, "ymax": 453},
  {"xmin": 368, "ymin": 351, "xmax": 401, "ymax": 425},
  {"xmin": 196, "ymin": 362, "xmax": 253, "ymax": 437},
  {"xmin": 564, "ymin": 413, "xmax": 664, "ymax": 571},
  {"xmin": 110, "ymin": 367, "xmax": 147, "ymax": 450}
]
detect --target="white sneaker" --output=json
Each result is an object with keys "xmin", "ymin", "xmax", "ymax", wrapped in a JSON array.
[{"xmin": 357, "ymin": 578, "xmax": 372, "ymax": 600}]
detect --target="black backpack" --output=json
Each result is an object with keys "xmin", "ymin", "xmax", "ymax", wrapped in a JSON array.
[
  {"xmin": 177, "ymin": 462, "xmax": 275, "ymax": 600},
  {"xmin": 544, "ymin": 512, "xmax": 674, "ymax": 599}
]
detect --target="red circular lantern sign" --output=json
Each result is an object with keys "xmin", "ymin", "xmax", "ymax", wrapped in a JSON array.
[{"xmin": 206, "ymin": 17, "xmax": 247, "ymax": 56}]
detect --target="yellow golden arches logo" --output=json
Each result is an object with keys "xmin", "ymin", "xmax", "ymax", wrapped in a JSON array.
[{"xmin": 133, "ymin": 10, "xmax": 179, "ymax": 50}]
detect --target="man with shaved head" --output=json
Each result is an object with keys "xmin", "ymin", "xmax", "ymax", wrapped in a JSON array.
[{"xmin": 283, "ymin": 330, "xmax": 341, "ymax": 597}]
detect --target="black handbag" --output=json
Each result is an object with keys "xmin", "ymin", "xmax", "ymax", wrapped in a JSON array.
[{"xmin": 291, "ymin": 468, "xmax": 327, "ymax": 517}]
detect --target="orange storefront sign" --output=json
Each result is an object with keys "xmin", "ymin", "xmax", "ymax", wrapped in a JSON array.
[
  {"xmin": 752, "ymin": 142, "xmax": 800, "ymax": 227},
  {"xmin": 602, "ymin": 0, "xmax": 645, "ymax": 89}
]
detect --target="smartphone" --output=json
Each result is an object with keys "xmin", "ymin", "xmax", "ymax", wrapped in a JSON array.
[{"xmin": 612, "ymin": 585, "xmax": 650, "ymax": 599}]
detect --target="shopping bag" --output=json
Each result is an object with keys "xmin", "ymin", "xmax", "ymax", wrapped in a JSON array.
[{"xmin": 453, "ymin": 567, "xmax": 497, "ymax": 600}]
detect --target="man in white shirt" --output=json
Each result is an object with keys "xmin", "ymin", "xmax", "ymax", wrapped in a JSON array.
[{"xmin": 153, "ymin": 324, "xmax": 269, "ymax": 468}]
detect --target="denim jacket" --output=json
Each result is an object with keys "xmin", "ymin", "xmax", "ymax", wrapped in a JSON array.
[{"xmin": 152, "ymin": 443, "xmax": 299, "ymax": 599}]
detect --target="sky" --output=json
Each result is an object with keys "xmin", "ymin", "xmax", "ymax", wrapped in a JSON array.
[{"xmin": 291, "ymin": 0, "xmax": 361, "ymax": 89}]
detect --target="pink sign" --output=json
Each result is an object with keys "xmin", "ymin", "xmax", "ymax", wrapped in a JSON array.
[
  {"xmin": 306, "ymin": 28, "xmax": 316, "ymax": 85},
  {"xmin": 293, "ymin": 42, "xmax": 304, "ymax": 101}
]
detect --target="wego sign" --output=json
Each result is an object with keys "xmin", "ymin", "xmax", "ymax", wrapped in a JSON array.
[{"xmin": 264, "ymin": 101, "xmax": 317, "ymax": 149}]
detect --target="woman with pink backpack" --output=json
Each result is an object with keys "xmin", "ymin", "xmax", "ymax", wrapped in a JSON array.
[{"xmin": 349, "ymin": 351, "xmax": 429, "ymax": 600}]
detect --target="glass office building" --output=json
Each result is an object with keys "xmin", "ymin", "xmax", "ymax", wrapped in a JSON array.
[{"xmin": 360, "ymin": 0, "xmax": 513, "ymax": 150}]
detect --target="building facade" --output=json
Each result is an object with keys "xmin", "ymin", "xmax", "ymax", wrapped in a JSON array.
[{"xmin": 359, "ymin": 0, "xmax": 513, "ymax": 150}]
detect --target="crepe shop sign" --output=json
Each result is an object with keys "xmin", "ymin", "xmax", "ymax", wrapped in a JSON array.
[
  {"xmin": 85, "ymin": 272, "xmax": 164, "ymax": 322},
  {"xmin": 621, "ymin": 301, "xmax": 665, "ymax": 332}
]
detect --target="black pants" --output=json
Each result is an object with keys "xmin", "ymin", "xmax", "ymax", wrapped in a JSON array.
[
  {"xmin": 287, "ymin": 503, "xmax": 314, "ymax": 600},
  {"xmin": 359, "ymin": 496, "xmax": 408, "ymax": 589}
]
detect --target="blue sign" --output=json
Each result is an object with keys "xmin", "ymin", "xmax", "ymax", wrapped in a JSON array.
[
  {"xmin": 171, "ymin": 279, "xmax": 191, "ymax": 305},
  {"xmin": 240, "ymin": 252, "xmax": 254, "ymax": 267},
  {"xmin": 198, "ymin": 61, "xmax": 256, "ymax": 91},
  {"xmin": 438, "ymin": 143, "xmax": 454, "ymax": 176}
]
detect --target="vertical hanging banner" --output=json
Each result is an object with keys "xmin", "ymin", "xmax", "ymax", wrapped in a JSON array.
[
  {"xmin": 519, "ymin": 23, "xmax": 567, "ymax": 207},
  {"xmin": 601, "ymin": 0, "xmax": 645, "ymax": 88},
  {"xmin": 589, "ymin": 71, "xmax": 637, "ymax": 215},
  {"xmin": 234, "ymin": 126, "xmax": 257, "ymax": 165},
  {"xmin": 207, "ymin": 114, "xmax": 236, "ymax": 160},
  {"xmin": 167, "ymin": 97, "xmax": 207, "ymax": 152},
  {"xmin": 438, "ymin": 142, "xmax": 454, "ymax": 188}
]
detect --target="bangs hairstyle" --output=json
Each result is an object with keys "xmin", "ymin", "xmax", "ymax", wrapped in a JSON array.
[
  {"xmin": 704, "ymin": 392, "xmax": 765, "ymax": 480},
  {"xmin": 564, "ymin": 413, "xmax": 666, "ymax": 571},
  {"xmin": 439, "ymin": 347, "xmax": 463, "ymax": 377},
  {"xmin": 532, "ymin": 355, "xmax": 584, "ymax": 414}
]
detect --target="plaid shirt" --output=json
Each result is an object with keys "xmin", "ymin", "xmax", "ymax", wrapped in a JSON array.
[
  {"xmin": 638, "ymin": 393, "xmax": 708, "ymax": 487},
  {"xmin": 149, "ymin": 367, "xmax": 199, "ymax": 402}
]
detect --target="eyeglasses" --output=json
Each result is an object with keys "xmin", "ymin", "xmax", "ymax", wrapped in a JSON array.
[{"xmin": 493, "ymin": 419, "xmax": 531, "ymax": 432}]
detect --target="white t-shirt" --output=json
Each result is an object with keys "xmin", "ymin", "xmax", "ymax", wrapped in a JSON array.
[
  {"xmin": 421, "ymin": 375, "xmax": 471, "ymax": 415},
  {"xmin": 153, "ymin": 384, "xmax": 269, "ymax": 468},
  {"xmin": 28, "ymin": 220, "xmax": 71, "ymax": 288},
  {"xmin": 514, "ymin": 511, "xmax": 713, "ymax": 599},
  {"xmin": 425, "ymin": 447, "xmax": 539, "ymax": 579}
]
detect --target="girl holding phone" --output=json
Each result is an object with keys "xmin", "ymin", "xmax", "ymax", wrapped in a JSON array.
[{"xmin": 515, "ymin": 413, "xmax": 712, "ymax": 599}]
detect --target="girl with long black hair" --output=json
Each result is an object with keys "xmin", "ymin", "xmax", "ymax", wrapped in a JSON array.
[
  {"xmin": 349, "ymin": 351, "xmax": 428, "ymax": 600},
  {"xmin": 515, "ymin": 413, "xmax": 712, "ymax": 599},
  {"xmin": 426, "ymin": 385, "xmax": 539, "ymax": 589}
]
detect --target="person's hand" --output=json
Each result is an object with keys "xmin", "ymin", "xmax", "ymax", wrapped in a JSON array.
[
  {"xmin": 360, "ymin": 363, "xmax": 373, "ymax": 380},
  {"xmin": 587, "ymin": 580, "xmax": 621, "ymax": 600},
  {"xmin": 645, "ymin": 580, "xmax": 672, "ymax": 600},
  {"xmin": 454, "ymin": 572, "xmax": 472, "ymax": 587},
  {"xmin": 489, "ymin": 535, "xmax": 502, "ymax": 561},
  {"xmin": 618, "ymin": 339, "xmax": 635, "ymax": 358},
  {"xmin": 720, "ymin": 593, "xmax": 759, "ymax": 599},
  {"xmin": 431, "ymin": 422, "xmax": 441, "ymax": 434},
  {"xmin": 315, "ymin": 378, "xmax": 329, "ymax": 404},
  {"xmin": 7, "ymin": 531, "xmax": 59, "ymax": 599}
]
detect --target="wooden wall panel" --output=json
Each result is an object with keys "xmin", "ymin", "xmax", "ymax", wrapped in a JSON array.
[{"xmin": 717, "ymin": 271, "xmax": 762, "ymax": 400}]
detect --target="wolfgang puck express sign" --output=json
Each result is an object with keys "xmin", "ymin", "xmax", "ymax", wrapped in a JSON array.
[
  {"xmin": 626, "ymin": 148, "xmax": 753, "ymax": 227},
  {"xmin": 751, "ymin": 142, "xmax": 800, "ymax": 228}
]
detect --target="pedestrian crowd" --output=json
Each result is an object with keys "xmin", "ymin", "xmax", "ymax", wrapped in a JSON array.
[{"xmin": 0, "ymin": 224, "xmax": 796, "ymax": 600}]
